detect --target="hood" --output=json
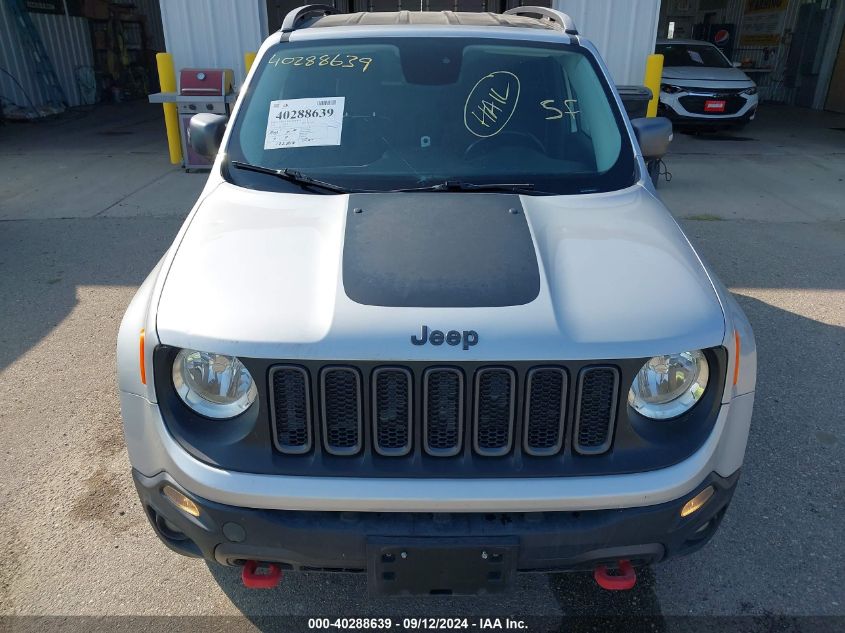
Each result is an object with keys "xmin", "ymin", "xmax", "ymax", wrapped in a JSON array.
[
  {"xmin": 662, "ymin": 65, "xmax": 754, "ymax": 86},
  {"xmin": 156, "ymin": 183, "xmax": 725, "ymax": 361}
]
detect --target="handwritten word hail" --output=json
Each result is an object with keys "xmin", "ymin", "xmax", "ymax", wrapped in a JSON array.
[
  {"xmin": 464, "ymin": 71, "xmax": 521, "ymax": 138},
  {"xmin": 471, "ymin": 84, "xmax": 512, "ymax": 128}
]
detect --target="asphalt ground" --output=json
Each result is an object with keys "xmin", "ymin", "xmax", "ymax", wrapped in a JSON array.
[{"xmin": 0, "ymin": 102, "xmax": 843, "ymax": 628}]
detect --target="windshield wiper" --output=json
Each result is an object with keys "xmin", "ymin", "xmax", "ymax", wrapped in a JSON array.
[
  {"xmin": 394, "ymin": 181, "xmax": 546, "ymax": 194},
  {"xmin": 231, "ymin": 160, "xmax": 352, "ymax": 194},
  {"xmin": 231, "ymin": 165, "xmax": 551, "ymax": 195}
]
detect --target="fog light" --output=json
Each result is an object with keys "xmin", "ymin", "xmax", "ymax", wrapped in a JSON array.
[
  {"xmin": 162, "ymin": 485, "xmax": 201, "ymax": 517},
  {"xmin": 680, "ymin": 485, "xmax": 714, "ymax": 517}
]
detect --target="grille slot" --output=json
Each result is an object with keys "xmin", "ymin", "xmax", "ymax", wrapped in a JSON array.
[
  {"xmin": 269, "ymin": 365, "xmax": 312, "ymax": 454},
  {"xmin": 423, "ymin": 368, "xmax": 464, "ymax": 457},
  {"xmin": 372, "ymin": 367, "xmax": 412, "ymax": 456},
  {"xmin": 524, "ymin": 367, "xmax": 567, "ymax": 456},
  {"xmin": 473, "ymin": 368, "xmax": 516, "ymax": 456},
  {"xmin": 574, "ymin": 367, "xmax": 619, "ymax": 455},
  {"xmin": 320, "ymin": 367, "xmax": 363, "ymax": 456}
]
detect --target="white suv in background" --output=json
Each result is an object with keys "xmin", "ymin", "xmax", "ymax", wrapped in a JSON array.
[{"xmin": 656, "ymin": 39, "xmax": 758, "ymax": 130}]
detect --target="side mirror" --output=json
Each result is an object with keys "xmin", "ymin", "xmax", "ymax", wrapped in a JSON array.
[
  {"xmin": 733, "ymin": 61, "xmax": 743, "ymax": 68},
  {"xmin": 631, "ymin": 117, "xmax": 673, "ymax": 161},
  {"xmin": 188, "ymin": 113, "xmax": 227, "ymax": 158}
]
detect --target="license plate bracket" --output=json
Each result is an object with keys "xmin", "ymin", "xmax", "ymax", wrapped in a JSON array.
[
  {"xmin": 704, "ymin": 99, "xmax": 727, "ymax": 113},
  {"xmin": 367, "ymin": 537, "xmax": 518, "ymax": 596}
]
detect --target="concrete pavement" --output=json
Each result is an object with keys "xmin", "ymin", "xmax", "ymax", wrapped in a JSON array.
[
  {"xmin": 660, "ymin": 105, "xmax": 845, "ymax": 222},
  {"xmin": 0, "ymin": 101, "xmax": 842, "ymax": 623}
]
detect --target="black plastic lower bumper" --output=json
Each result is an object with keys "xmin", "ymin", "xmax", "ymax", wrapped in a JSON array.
[{"xmin": 133, "ymin": 469, "xmax": 739, "ymax": 575}]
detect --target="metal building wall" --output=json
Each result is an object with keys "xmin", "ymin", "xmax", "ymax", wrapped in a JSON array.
[
  {"xmin": 553, "ymin": 0, "xmax": 662, "ymax": 85},
  {"xmin": 135, "ymin": 0, "xmax": 167, "ymax": 51},
  {"xmin": 158, "ymin": 0, "xmax": 269, "ymax": 89},
  {"xmin": 724, "ymin": 0, "xmax": 744, "ymax": 27},
  {"xmin": 0, "ymin": 1, "xmax": 39, "ymax": 112},
  {"xmin": 31, "ymin": 12, "xmax": 95, "ymax": 107},
  {"xmin": 0, "ymin": 4, "xmax": 93, "ymax": 112}
]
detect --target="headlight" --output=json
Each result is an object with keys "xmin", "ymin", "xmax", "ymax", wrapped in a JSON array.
[
  {"xmin": 628, "ymin": 350, "xmax": 709, "ymax": 420},
  {"xmin": 660, "ymin": 83, "xmax": 684, "ymax": 94},
  {"xmin": 172, "ymin": 349, "xmax": 257, "ymax": 419},
  {"xmin": 741, "ymin": 86, "xmax": 758, "ymax": 96}
]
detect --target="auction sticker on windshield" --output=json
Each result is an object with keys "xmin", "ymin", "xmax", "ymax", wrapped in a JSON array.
[{"xmin": 264, "ymin": 97, "xmax": 345, "ymax": 149}]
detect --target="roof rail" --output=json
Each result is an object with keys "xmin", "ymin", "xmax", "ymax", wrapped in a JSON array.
[
  {"xmin": 503, "ymin": 6, "xmax": 578, "ymax": 35},
  {"xmin": 280, "ymin": 4, "xmax": 341, "ymax": 33}
]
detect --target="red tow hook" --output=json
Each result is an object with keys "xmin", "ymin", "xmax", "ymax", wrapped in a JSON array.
[
  {"xmin": 241, "ymin": 560, "xmax": 283, "ymax": 589},
  {"xmin": 593, "ymin": 559, "xmax": 637, "ymax": 590}
]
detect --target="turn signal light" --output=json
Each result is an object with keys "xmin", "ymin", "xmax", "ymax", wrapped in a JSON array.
[
  {"xmin": 139, "ymin": 329, "xmax": 146, "ymax": 385},
  {"xmin": 680, "ymin": 485, "xmax": 714, "ymax": 517},
  {"xmin": 162, "ymin": 485, "xmax": 201, "ymax": 517},
  {"xmin": 733, "ymin": 330, "xmax": 741, "ymax": 386}
]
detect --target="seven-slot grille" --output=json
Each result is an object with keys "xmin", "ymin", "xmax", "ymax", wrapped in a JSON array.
[{"xmin": 268, "ymin": 364, "xmax": 621, "ymax": 459}]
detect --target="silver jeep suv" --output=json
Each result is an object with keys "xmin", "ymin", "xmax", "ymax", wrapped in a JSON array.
[{"xmin": 118, "ymin": 6, "xmax": 756, "ymax": 595}]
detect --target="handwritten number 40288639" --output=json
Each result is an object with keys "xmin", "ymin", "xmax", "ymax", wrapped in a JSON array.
[{"xmin": 267, "ymin": 53, "xmax": 372, "ymax": 72}]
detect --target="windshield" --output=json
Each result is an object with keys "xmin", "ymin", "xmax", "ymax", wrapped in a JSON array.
[
  {"xmin": 226, "ymin": 37, "xmax": 636, "ymax": 194},
  {"xmin": 657, "ymin": 43, "xmax": 731, "ymax": 69}
]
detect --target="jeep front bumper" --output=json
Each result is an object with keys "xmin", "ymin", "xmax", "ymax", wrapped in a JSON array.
[{"xmin": 135, "ymin": 468, "xmax": 739, "ymax": 573}]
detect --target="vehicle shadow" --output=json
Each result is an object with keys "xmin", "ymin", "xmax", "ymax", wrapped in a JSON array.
[
  {"xmin": 0, "ymin": 101, "xmax": 192, "ymax": 375},
  {"xmin": 0, "ymin": 215, "xmax": 183, "ymax": 373}
]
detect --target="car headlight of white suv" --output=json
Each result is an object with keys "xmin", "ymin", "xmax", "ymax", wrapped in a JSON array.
[
  {"xmin": 172, "ymin": 348, "xmax": 258, "ymax": 419},
  {"xmin": 660, "ymin": 83, "xmax": 685, "ymax": 94},
  {"xmin": 628, "ymin": 350, "xmax": 709, "ymax": 420}
]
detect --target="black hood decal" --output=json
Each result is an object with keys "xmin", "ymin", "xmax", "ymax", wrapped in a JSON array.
[{"xmin": 342, "ymin": 193, "xmax": 540, "ymax": 308}]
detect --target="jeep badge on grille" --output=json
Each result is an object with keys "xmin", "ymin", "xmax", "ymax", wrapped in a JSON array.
[{"xmin": 411, "ymin": 325, "xmax": 478, "ymax": 350}]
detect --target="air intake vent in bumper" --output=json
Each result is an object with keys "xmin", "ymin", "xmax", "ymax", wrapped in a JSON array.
[
  {"xmin": 320, "ymin": 367, "xmax": 362, "ymax": 455},
  {"xmin": 269, "ymin": 365, "xmax": 312, "ymax": 454},
  {"xmin": 423, "ymin": 368, "xmax": 464, "ymax": 457},
  {"xmin": 473, "ymin": 368, "xmax": 515, "ymax": 456},
  {"xmin": 574, "ymin": 367, "xmax": 619, "ymax": 455},
  {"xmin": 372, "ymin": 367, "xmax": 412, "ymax": 456},
  {"xmin": 524, "ymin": 367, "xmax": 567, "ymax": 456}
]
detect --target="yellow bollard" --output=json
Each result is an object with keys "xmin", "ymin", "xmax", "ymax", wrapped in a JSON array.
[
  {"xmin": 156, "ymin": 52, "xmax": 182, "ymax": 165},
  {"xmin": 244, "ymin": 51, "xmax": 257, "ymax": 75},
  {"xmin": 644, "ymin": 53, "xmax": 664, "ymax": 118}
]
